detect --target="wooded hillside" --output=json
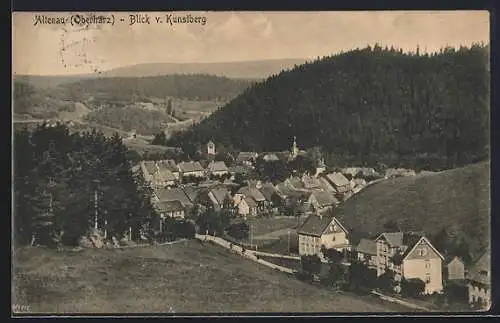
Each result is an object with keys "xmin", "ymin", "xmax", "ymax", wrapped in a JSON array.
[
  {"xmin": 57, "ymin": 74, "xmax": 255, "ymax": 102},
  {"xmin": 167, "ymin": 44, "xmax": 490, "ymax": 171}
]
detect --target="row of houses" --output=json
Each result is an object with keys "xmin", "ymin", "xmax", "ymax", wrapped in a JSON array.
[
  {"xmin": 142, "ymin": 162, "xmax": 373, "ymax": 221},
  {"xmin": 140, "ymin": 159, "xmax": 232, "ymax": 188},
  {"xmin": 295, "ymin": 212, "xmax": 490, "ymax": 307}
]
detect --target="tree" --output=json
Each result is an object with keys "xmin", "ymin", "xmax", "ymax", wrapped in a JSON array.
[
  {"xmin": 383, "ymin": 219, "xmax": 400, "ymax": 232},
  {"xmin": 151, "ymin": 132, "xmax": 167, "ymax": 146},
  {"xmin": 321, "ymin": 245, "xmax": 343, "ymax": 263},
  {"xmin": 377, "ymin": 270, "xmax": 397, "ymax": 293},
  {"xmin": 300, "ymin": 254, "xmax": 322, "ymax": 280},
  {"xmin": 173, "ymin": 220, "xmax": 196, "ymax": 239},
  {"xmin": 166, "ymin": 99, "xmax": 173, "ymax": 115},
  {"xmin": 348, "ymin": 260, "xmax": 377, "ymax": 292}
]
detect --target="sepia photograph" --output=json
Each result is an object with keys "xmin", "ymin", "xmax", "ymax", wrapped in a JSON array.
[{"xmin": 12, "ymin": 11, "xmax": 491, "ymax": 315}]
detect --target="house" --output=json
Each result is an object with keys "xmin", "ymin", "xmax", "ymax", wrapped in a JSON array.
[
  {"xmin": 351, "ymin": 178, "xmax": 367, "ymax": 194},
  {"xmin": 154, "ymin": 168, "xmax": 177, "ymax": 188},
  {"xmin": 178, "ymin": 161, "xmax": 205, "ymax": 178},
  {"xmin": 235, "ymin": 196, "xmax": 258, "ymax": 218},
  {"xmin": 275, "ymin": 182, "xmax": 309, "ymax": 210},
  {"xmin": 318, "ymin": 177, "xmax": 337, "ymax": 193},
  {"xmin": 285, "ymin": 177, "xmax": 306, "ymax": 191},
  {"xmin": 375, "ymin": 232, "xmax": 444, "ymax": 295},
  {"xmin": 359, "ymin": 167, "xmax": 380, "ymax": 179},
  {"xmin": 315, "ymin": 158, "xmax": 327, "ymax": 177},
  {"xmin": 446, "ymin": 256, "xmax": 466, "ymax": 281},
  {"xmin": 183, "ymin": 186, "xmax": 201, "ymax": 204},
  {"xmin": 153, "ymin": 188, "xmax": 194, "ymax": 210},
  {"xmin": 297, "ymin": 213, "xmax": 350, "ymax": 261},
  {"xmin": 263, "ymin": 153, "xmax": 280, "ymax": 162},
  {"xmin": 467, "ymin": 250, "xmax": 491, "ymax": 309},
  {"xmin": 236, "ymin": 152, "xmax": 258, "ymax": 166},
  {"xmin": 155, "ymin": 200, "xmax": 185, "ymax": 219},
  {"xmin": 355, "ymin": 238, "xmax": 378, "ymax": 268},
  {"xmin": 235, "ymin": 186, "xmax": 268, "ymax": 213},
  {"xmin": 157, "ymin": 159, "xmax": 180, "ymax": 180},
  {"xmin": 141, "ymin": 160, "xmax": 159, "ymax": 183},
  {"xmin": 259, "ymin": 183, "xmax": 282, "ymax": 214},
  {"xmin": 228, "ymin": 165, "xmax": 251, "ymax": 178},
  {"xmin": 340, "ymin": 167, "xmax": 362, "ymax": 179},
  {"xmin": 206, "ymin": 187, "xmax": 233, "ymax": 211},
  {"xmin": 301, "ymin": 174, "xmax": 322, "ymax": 190},
  {"xmin": 207, "ymin": 161, "xmax": 229, "ymax": 177},
  {"xmin": 306, "ymin": 191, "xmax": 339, "ymax": 214},
  {"xmin": 324, "ymin": 172, "xmax": 352, "ymax": 195},
  {"xmin": 207, "ymin": 140, "xmax": 216, "ymax": 155}
]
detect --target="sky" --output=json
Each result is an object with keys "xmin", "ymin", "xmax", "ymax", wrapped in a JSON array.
[{"xmin": 12, "ymin": 11, "xmax": 490, "ymax": 76}]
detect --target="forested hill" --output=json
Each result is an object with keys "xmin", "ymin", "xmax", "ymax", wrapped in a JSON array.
[
  {"xmin": 56, "ymin": 74, "xmax": 255, "ymax": 102},
  {"xmin": 167, "ymin": 44, "xmax": 490, "ymax": 171}
]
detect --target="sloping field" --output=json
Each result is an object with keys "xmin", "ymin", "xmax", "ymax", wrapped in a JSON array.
[
  {"xmin": 336, "ymin": 161, "xmax": 491, "ymax": 259},
  {"xmin": 12, "ymin": 241, "xmax": 409, "ymax": 314}
]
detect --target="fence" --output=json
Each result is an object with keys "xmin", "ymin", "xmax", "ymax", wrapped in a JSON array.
[{"xmin": 196, "ymin": 234, "xmax": 297, "ymax": 275}]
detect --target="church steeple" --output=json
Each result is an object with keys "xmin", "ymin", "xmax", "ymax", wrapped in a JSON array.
[{"xmin": 291, "ymin": 136, "xmax": 299, "ymax": 159}]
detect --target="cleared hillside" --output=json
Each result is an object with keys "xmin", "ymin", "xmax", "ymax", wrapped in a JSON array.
[
  {"xmin": 12, "ymin": 241, "xmax": 408, "ymax": 313},
  {"xmin": 335, "ymin": 161, "xmax": 491, "ymax": 261}
]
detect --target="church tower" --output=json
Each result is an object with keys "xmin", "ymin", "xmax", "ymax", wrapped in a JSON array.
[{"xmin": 291, "ymin": 136, "xmax": 299, "ymax": 159}]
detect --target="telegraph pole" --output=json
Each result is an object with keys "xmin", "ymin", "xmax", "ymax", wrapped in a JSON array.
[
  {"xmin": 94, "ymin": 189, "xmax": 98, "ymax": 230},
  {"xmin": 288, "ymin": 230, "xmax": 291, "ymax": 254},
  {"xmin": 250, "ymin": 223, "xmax": 253, "ymax": 250}
]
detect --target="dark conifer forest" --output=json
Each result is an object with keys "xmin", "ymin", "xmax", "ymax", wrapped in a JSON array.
[
  {"xmin": 167, "ymin": 44, "xmax": 490, "ymax": 170},
  {"xmin": 13, "ymin": 123, "xmax": 157, "ymax": 246}
]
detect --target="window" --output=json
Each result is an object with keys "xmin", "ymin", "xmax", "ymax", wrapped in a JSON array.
[
  {"xmin": 425, "ymin": 260, "xmax": 431, "ymax": 269},
  {"xmin": 332, "ymin": 235, "xmax": 336, "ymax": 241},
  {"xmin": 426, "ymin": 273, "xmax": 431, "ymax": 284},
  {"xmin": 419, "ymin": 248, "xmax": 428, "ymax": 257}
]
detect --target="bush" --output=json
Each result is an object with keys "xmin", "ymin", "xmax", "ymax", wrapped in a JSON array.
[
  {"xmin": 348, "ymin": 260, "xmax": 377, "ymax": 291},
  {"xmin": 377, "ymin": 270, "xmax": 397, "ymax": 293},
  {"xmin": 401, "ymin": 278, "xmax": 426, "ymax": 298},
  {"xmin": 300, "ymin": 254, "xmax": 322, "ymax": 280},
  {"xmin": 173, "ymin": 220, "xmax": 196, "ymax": 239}
]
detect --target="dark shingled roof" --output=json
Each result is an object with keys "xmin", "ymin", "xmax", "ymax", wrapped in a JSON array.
[
  {"xmin": 156, "ymin": 200, "xmax": 184, "ymax": 212},
  {"xmin": 297, "ymin": 214, "xmax": 341, "ymax": 237},
  {"xmin": 355, "ymin": 238, "xmax": 377, "ymax": 255},
  {"xmin": 310, "ymin": 191, "xmax": 338, "ymax": 207},
  {"xmin": 143, "ymin": 161, "xmax": 158, "ymax": 175},
  {"xmin": 259, "ymin": 183, "xmax": 278, "ymax": 202},
  {"xmin": 468, "ymin": 250, "xmax": 491, "ymax": 286},
  {"xmin": 207, "ymin": 161, "xmax": 229, "ymax": 172},
  {"xmin": 236, "ymin": 152, "xmax": 258, "ymax": 162},
  {"xmin": 178, "ymin": 161, "xmax": 204, "ymax": 173},
  {"xmin": 154, "ymin": 188, "xmax": 193, "ymax": 207},
  {"xmin": 209, "ymin": 187, "xmax": 231, "ymax": 205}
]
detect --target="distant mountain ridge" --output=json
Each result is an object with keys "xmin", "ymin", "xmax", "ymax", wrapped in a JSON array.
[
  {"xmin": 102, "ymin": 59, "xmax": 309, "ymax": 79},
  {"xmin": 13, "ymin": 58, "xmax": 308, "ymax": 88}
]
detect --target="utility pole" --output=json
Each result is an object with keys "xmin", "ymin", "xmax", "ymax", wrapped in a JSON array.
[
  {"xmin": 288, "ymin": 230, "xmax": 291, "ymax": 254},
  {"xmin": 250, "ymin": 223, "xmax": 253, "ymax": 250},
  {"xmin": 94, "ymin": 189, "xmax": 98, "ymax": 230}
]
